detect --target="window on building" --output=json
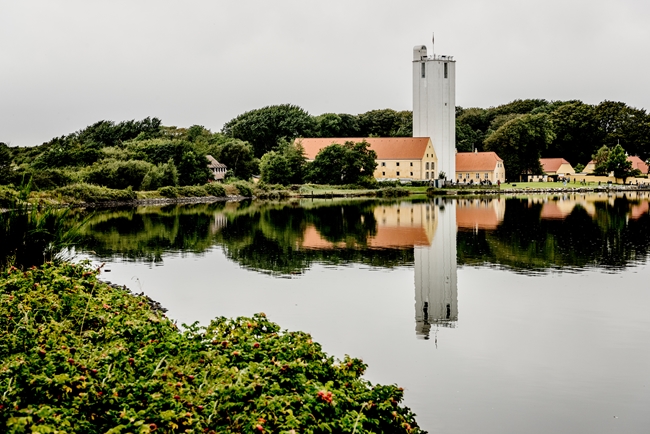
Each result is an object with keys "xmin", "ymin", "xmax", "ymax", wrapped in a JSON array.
[
  {"xmin": 396, "ymin": 171, "xmax": 400, "ymax": 176},
  {"xmin": 381, "ymin": 162, "xmax": 386, "ymax": 167},
  {"xmin": 421, "ymin": 62, "xmax": 425, "ymax": 78},
  {"xmin": 484, "ymin": 173, "xmax": 489, "ymax": 179},
  {"xmin": 425, "ymin": 162, "xmax": 429, "ymax": 170},
  {"xmin": 426, "ymin": 172, "xmax": 429, "ymax": 179},
  {"xmin": 444, "ymin": 63, "xmax": 448, "ymax": 78},
  {"xmin": 476, "ymin": 173, "xmax": 480, "ymax": 179},
  {"xmin": 396, "ymin": 162, "xmax": 400, "ymax": 166},
  {"xmin": 410, "ymin": 162, "xmax": 413, "ymax": 166},
  {"xmin": 410, "ymin": 172, "xmax": 413, "ymax": 176},
  {"xmin": 382, "ymin": 172, "xmax": 385, "ymax": 176},
  {"xmin": 432, "ymin": 162, "xmax": 435, "ymax": 171}
]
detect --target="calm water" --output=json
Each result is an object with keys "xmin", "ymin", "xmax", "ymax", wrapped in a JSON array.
[{"xmin": 72, "ymin": 193, "xmax": 650, "ymax": 433}]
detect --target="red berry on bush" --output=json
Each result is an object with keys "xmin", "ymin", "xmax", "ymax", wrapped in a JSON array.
[
  {"xmin": 253, "ymin": 342, "xmax": 260, "ymax": 349},
  {"xmin": 128, "ymin": 357, "xmax": 135, "ymax": 365},
  {"xmin": 173, "ymin": 395, "xmax": 180, "ymax": 400},
  {"xmin": 255, "ymin": 424, "xmax": 264, "ymax": 432},
  {"xmin": 67, "ymin": 358, "xmax": 75, "ymax": 364},
  {"xmin": 149, "ymin": 423, "xmax": 157, "ymax": 430}
]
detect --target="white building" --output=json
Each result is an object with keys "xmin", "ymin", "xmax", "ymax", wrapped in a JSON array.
[
  {"xmin": 414, "ymin": 199, "xmax": 458, "ymax": 338},
  {"xmin": 413, "ymin": 43, "xmax": 456, "ymax": 180}
]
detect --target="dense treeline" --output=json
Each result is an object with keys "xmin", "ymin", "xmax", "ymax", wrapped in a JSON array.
[
  {"xmin": 2, "ymin": 99, "xmax": 649, "ymax": 192},
  {"xmin": 456, "ymin": 99, "xmax": 650, "ymax": 177}
]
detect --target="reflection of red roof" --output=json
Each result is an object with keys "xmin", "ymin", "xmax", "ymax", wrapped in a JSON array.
[
  {"xmin": 628, "ymin": 156, "xmax": 649, "ymax": 174},
  {"xmin": 456, "ymin": 207, "xmax": 501, "ymax": 229},
  {"xmin": 630, "ymin": 201, "xmax": 649, "ymax": 220},
  {"xmin": 297, "ymin": 138, "xmax": 431, "ymax": 160},
  {"xmin": 369, "ymin": 227, "xmax": 430, "ymax": 248},
  {"xmin": 456, "ymin": 152, "xmax": 502, "ymax": 171},
  {"xmin": 540, "ymin": 158, "xmax": 571, "ymax": 173},
  {"xmin": 540, "ymin": 203, "xmax": 569, "ymax": 220},
  {"xmin": 300, "ymin": 224, "xmax": 429, "ymax": 249}
]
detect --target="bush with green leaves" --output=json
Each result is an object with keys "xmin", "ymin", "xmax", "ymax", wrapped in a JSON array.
[
  {"xmin": 158, "ymin": 186, "xmax": 178, "ymax": 198},
  {"xmin": 84, "ymin": 160, "xmax": 154, "ymax": 190},
  {"xmin": 204, "ymin": 183, "xmax": 226, "ymax": 197},
  {"xmin": 233, "ymin": 181, "xmax": 253, "ymax": 197},
  {"xmin": 55, "ymin": 183, "xmax": 137, "ymax": 203},
  {"xmin": 0, "ymin": 262, "xmax": 424, "ymax": 433}
]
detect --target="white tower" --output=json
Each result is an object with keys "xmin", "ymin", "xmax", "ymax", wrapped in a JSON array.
[
  {"xmin": 413, "ymin": 43, "xmax": 456, "ymax": 180},
  {"xmin": 414, "ymin": 199, "xmax": 458, "ymax": 338}
]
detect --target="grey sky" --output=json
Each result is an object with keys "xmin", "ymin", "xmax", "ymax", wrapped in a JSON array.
[{"xmin": 2, "ymin": 0, "xmax": 649, "ymax": 146}]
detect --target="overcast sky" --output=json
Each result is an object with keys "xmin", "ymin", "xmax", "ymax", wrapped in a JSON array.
[{"xmin": 2, "ymin": 0, "xmax": 649, "ymax": 146}]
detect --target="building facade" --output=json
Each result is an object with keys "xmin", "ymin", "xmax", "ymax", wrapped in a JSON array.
[
  {"xmin": 297, "ymin": 137, "xmax": 439, "ymax": 181},
  {"xmin": 413, "ymin": 44, "xmax": 456, "ymax": 180},
  {"xmin": 455, "ymin": 151, "xmax": 505, "ymax": 184}
]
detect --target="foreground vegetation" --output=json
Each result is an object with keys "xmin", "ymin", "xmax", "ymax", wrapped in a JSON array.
[{"xmin": 0, "ymin": 262, "xmax": 424, "ymax": 433}]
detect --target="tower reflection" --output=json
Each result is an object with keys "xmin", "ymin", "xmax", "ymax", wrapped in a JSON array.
[{"xmin": 414, "ymin": 199, "xmax": 458, "ymax": 338}]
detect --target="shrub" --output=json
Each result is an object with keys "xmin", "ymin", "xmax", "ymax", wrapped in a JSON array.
[
  {"xmin": 158, "ymin": 186, "xmax": 178, "ymax": 198},
  {"xmin": 175, "ymin": 185, "xmax": 209, "ymax": 197},
  {"xmin": 204, "ymin": 183, "xmax": 226, "ymax": 197},
  {"xmin": 0, "ymin": 263, "xmax": 424, "ymax": 433},
  {"xmin": 55, "ymin": 183, "xmax": 137, "ymax": 202},
  {"xmin": 233, "ymin": 181, "xmax": 253, "ymax": 197},
  {"xmin": 84, "ymin": 159, "xmax": 154, "ymax": 190},
  {"xmin": 376, "ymin": 187, "xmax": 410, "ymax": 198}
]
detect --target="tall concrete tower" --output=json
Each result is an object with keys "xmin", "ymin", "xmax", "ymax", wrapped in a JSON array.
[
  {"xmin": 414, "ymin": 198, "xmax": 458, "ymax": 338},
  {"xmin": 413, "ymin": 43, "xmax": 456, "ymax": 180}
]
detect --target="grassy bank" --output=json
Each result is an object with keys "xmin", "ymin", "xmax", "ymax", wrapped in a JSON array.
[{"xmin": 0, "ymin": 262, "xmax": 424, "ymax": 433}]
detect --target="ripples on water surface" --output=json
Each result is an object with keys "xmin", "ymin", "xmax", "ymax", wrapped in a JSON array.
[{"xmin": 73, "ymin": 193, "xmax": 650, "ymax": 433}]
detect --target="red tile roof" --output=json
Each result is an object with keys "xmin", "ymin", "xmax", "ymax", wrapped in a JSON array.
[
  {"xmin": 540, "ymin": 158, "xmax": 571, "ymax": 173},
  {"xmin": 628, "ymin": 156, "xmax": 649, "ymax": 174},
  {"xmin": 456, "ymin": 152, "xmax": 502, "ymax": 171},
  {"xmin": 296, "ymin": 137, "xmax": 431, "ymax": 160}
]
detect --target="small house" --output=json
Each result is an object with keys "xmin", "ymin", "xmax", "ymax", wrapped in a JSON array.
[
  {"xmin": 206, "ymin": 155, "xmax": 227, "ymax": 181},
  {"xmin": 455, "ymin": 151, "xmax": 506, "ymax": 184},
  {"xmin": 528, "ymin": 158, "xmax": 575, "ymax": 182}
]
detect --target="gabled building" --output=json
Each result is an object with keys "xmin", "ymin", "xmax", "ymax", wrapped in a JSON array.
[
  {"xmin": 528, "ymin": 158, "xmax": 575, "ymax": 181},
  {"xmin": 455, "ymin": 151, "xmax": 505, "ymax": 184},
  {"xmin": 584, "ymin": 155, "xmax": 649, "ymax": 175},
  {"xmin": 206, "ymin": 155, "xmax": 227, "ymax": 181},
  {"xmin": 297, "ymin": 137, "xmax": 439, "ymax": 181}
]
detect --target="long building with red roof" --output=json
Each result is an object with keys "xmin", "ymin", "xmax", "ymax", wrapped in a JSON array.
[{"xmin": 455, "ymin": 151, "xmax": 506, "ymax": 184}]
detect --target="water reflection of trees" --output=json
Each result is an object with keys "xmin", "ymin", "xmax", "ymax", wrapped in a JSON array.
[
  {"xmin": 74, "ymin": 196, "xmax": 650, "ymax": 275},
  {"xmin": 457, "ymin": 197, "xmax": 650, "ymax": 271}
]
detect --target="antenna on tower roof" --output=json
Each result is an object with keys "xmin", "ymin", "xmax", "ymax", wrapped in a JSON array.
[{"xmin": 432, "ymin": 32, "xmax": 435, "ymax": 54}]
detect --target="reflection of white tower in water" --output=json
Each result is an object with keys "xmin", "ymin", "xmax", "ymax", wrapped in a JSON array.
[{"xmin": 414, "ymin": 199, "xmax": 458, "ymax": 338}]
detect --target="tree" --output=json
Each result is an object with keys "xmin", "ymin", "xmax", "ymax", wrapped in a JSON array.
[
  {"xmin": 357, "ymin": 109, "xmax": 411, "ymax": 137},
  {"xmin": 306, "ymin": 140, "xmax": 377, "ymax": 185},
  {"xmin": 178, "ymin": 151, "xmax": 211, "ymax": 186},
  {"xmin": 221, "ymin": 105, "xmax": 315, "ymax": 158},
  {"xmin": 314, "ymin": 113, "xmax": 360, "ymax": 138},
  {"xmin": 591, "ymin": 145, "xmax": 610, "ymax": 175},
  {"xmin": 546, "ymin": 101, "xmax": 600, "ymax": 166},
  {"xmin": 212, "ymin": 139, "xmax": 259, "ymax": 180},
  {"xmin": 607, "ymin": 144, "xmax": 634, "ymax": 181},
  {"xmin": 0, "ymin": 143, "xmax": 11, "ymax": 184},
  {"xmin": 574, "ymin": 163, "xmax": 585, "ymax": 173},
  {"xmin": 259, "ymin": 141, "xmax": 307, "ymax": 185},
  {"xmin": 484, "ymin": 113, "xmax": 555, "ymax": 181}
]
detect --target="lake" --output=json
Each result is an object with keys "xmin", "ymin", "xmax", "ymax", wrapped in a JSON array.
[{"xmin": 72, "ymin": 192, "xmax": 650, "ymax": 433}]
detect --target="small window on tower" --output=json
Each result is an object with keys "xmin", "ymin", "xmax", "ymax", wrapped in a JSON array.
[
  {"xmin": 421, "ymin": 63, "xmax": 425, "ymax": 78},
  {"xmin": 444, "ymin": 63, "xmax": 448, "ymax": 78}
]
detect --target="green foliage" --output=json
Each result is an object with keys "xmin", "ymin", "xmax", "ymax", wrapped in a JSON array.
[
  {"xmin": 591, "ymin": 145, "xmax": 611, "ymax": 175},
  {"xmin": 607, "ymin": 144, "xmax": 634, "ymax": 180},
  {"xmin": 0, "ymin": 143, "xmax": 11, "ymax": 184},
  {"xmin": 357, "ymin": 109, "xmax": 412, "ymax": 137},
  {"xmin": 574, "ymin": 163, "xmax": 585, "ymax": 173},
  {"xmin": 177, "ymin": 151, "xmax": 211, "ymax": 186},
  {"xmin": 158, "ymin": 186, "xmax": 178, "ymax": 198},
  {"xmin": 314, "ymin": 113, "xmax": 360, "ymax": 137},
  {"xmin": 55, "ymin": 183, "xmax": 137, "ymax": 203},
  {"xmin": 0, "ymin": 262, "xmax": 423, "ymax": 433},
  {"xmin": 140, "ymin": 160, "xmax": 179, "ymax": 191},
  {"xmin": 222, "ymin": 104, "xmax": 316, "ymax": 158},
  {"xmin": 85, "ymin": 160, "xmax": 154, "ymax": 190},
  {"xmin": 0, "ymin": 182, "xmax": 83, "ymax": 268},
  {"xmin": 204, "ymin": 183, "xmax": 226, "ymax": 197},
  {"xmin": 233, "ymin": 181, "xmax": 253, "ymax": 197},
  {"xmin": 211, "ymin": 139, "xmax": 258, "ymax": 181},
  {"xmin": 259, "ymin": 141, "xmax": 307, "ymax": 185},
  {"xmin": 484, "ymin": 113, "xmax": 555, "ymax": 180},
  {"xmin": 307, "ymin": 140, "xmax": 377, "ymax": 185},
  {"xmin": 375, "ymin": 187, "xmax": 409, "ymax": 198}
]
